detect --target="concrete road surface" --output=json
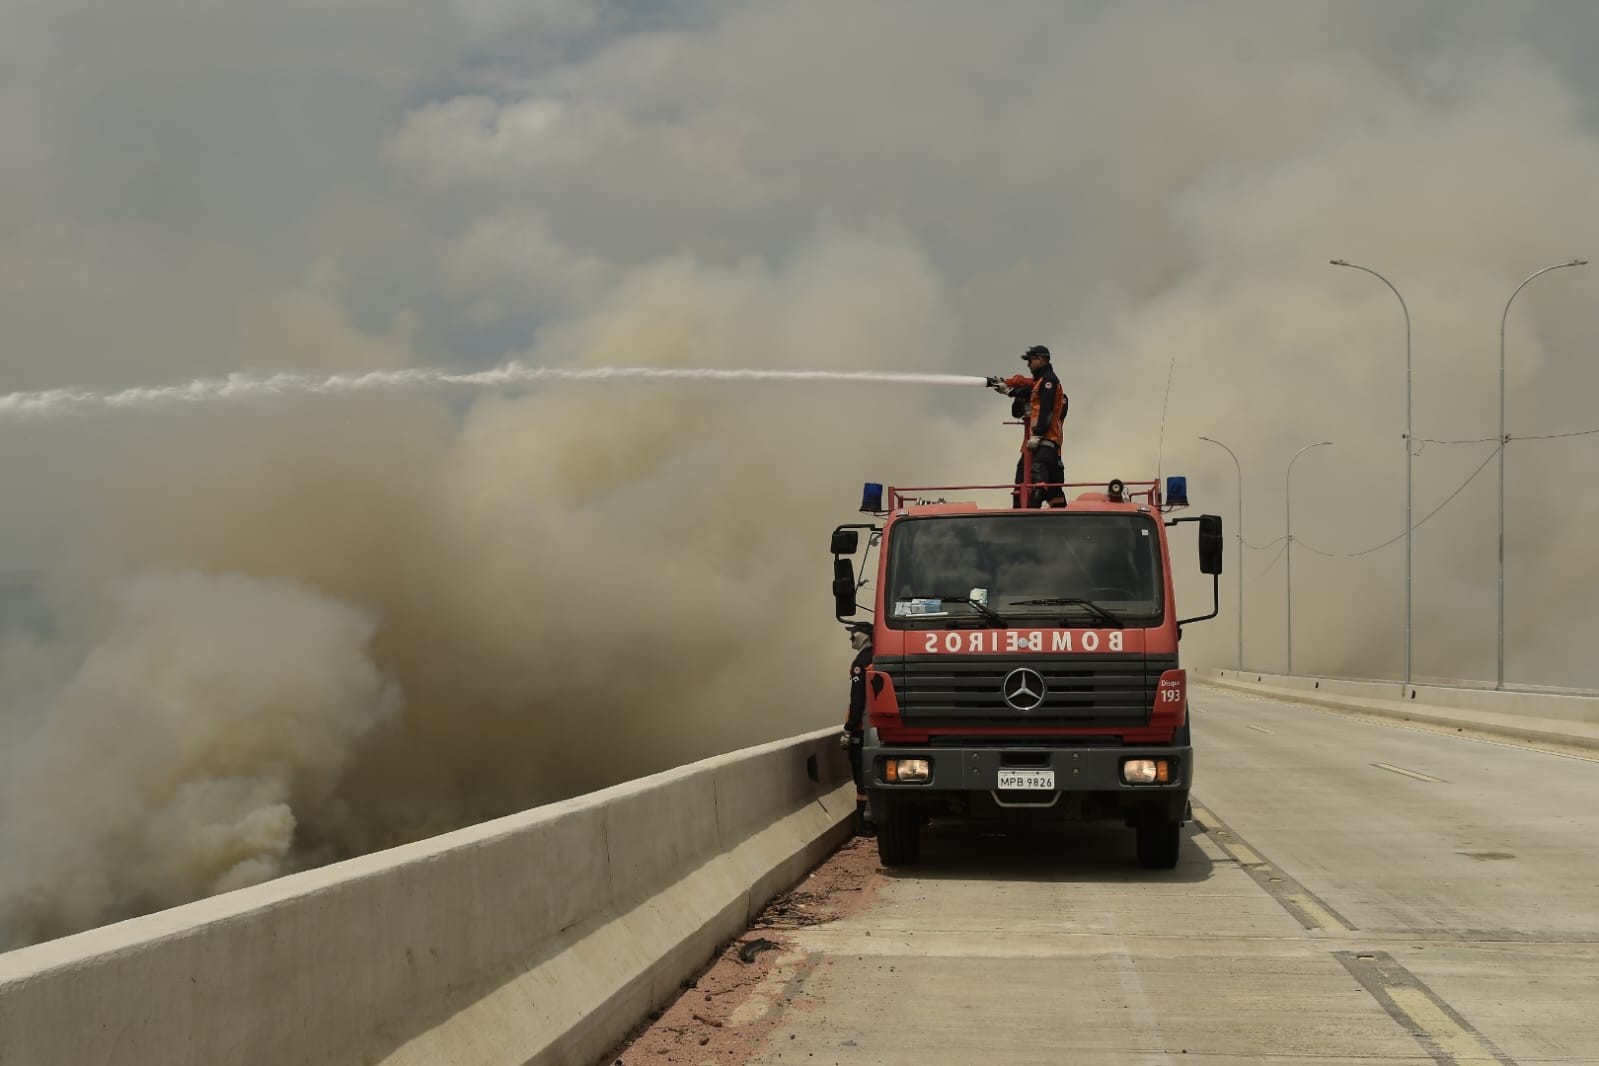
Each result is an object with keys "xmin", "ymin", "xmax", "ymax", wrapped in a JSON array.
[{"xmin": 733, "ymin": 684, "xmax": 1599, "ymax": 1065}]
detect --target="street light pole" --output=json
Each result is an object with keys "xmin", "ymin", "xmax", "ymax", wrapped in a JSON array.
[
  {"xmin": 1497, "ymin": 259, "xmax": 1587, "ymax": 690},
  {"xmin": 1199, "ymin": 436, "xmax": 1244, "ymax": 670},
  {"xmin": 1285, "ymin": 440, "xmax": 1332, "ymax": 676},
  {"xmin": 1330, "ymin": 259, "xmax": 1411, "ymax": 689}
]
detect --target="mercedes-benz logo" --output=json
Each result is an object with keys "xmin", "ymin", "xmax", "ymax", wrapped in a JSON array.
[{"xmin": 1001, "ymin": 667, "xmax": 1046, "ymax": 711}]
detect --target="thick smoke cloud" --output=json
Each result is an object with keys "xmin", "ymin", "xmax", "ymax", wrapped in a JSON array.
[
  {"xmin": 0, "ymin": 574, "xmax": 399, "ymax": 946},
  {"xmin": 0, "ymin": 242, "xmax": 970, "ymax": 947},
  {"xmin": 5, "ymin": 1, "xmax": 1599, "ymax": 945}
]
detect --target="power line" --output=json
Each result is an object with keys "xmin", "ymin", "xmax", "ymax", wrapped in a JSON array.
[
  {"xmin": 1246, "ymin": 541, "xmax": 1288, "ymax": 583},
  {"xmin": 1348, "ymin": 443, "xmax": 1501, "ymax": 556},
  {"xmin": 1511, "ymin": 427, "xmax": 1599, "ymax": 441},
  {"xmin": 1294, "ymin": 444, "xmax": 1502, "ymax": 559},
  {"xmin": 1214, "ymin": 421, "xmax": 1599, "ymax": 573},
  {"xmin": 1412, "ymin": 436, "xmax": 1497, "ymax": 457},
  {"xmin": 1413, "ymin": 425, "xmax": 1599, "ymax": 445}
]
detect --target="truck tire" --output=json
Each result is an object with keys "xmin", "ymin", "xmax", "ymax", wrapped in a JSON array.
[
  {"xmin": 1136, "ymin": 816, "xmax": 1181, "ymax": 869},
  {"xmin": 875, "ymin": 797, "xmax": 921, "ymax": 866}
]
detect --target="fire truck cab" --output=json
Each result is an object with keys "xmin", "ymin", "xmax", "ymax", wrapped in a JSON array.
[{"xmin": 830, "ymin": 474, "xmax": 1223, "ymax": 869}]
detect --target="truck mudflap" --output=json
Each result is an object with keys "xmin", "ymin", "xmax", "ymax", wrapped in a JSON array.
[{"xmin": 867, "ymin": 742, "xmax": 1192, "ymax": 822}]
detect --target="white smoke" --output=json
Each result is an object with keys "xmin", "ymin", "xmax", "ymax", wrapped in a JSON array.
[
  {"xmin": 0, "ymin": 237, "xmax": 970, "ymax": 946},
  {"xmin": 0, "ymin": 573, "xmax": 400, "ymax": 948},
  {"xmin": 6, "ymin": 1, "xmax": 1599, "ymax": 949}
]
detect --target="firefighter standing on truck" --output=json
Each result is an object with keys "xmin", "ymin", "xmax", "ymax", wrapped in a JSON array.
[
  {"xmin": 986, "ymin": 344, "xmax": 1067, "ymax": 508},
  {"xmin": 842, "ymin": 621, "xmax": 875, "ymax": 836}
]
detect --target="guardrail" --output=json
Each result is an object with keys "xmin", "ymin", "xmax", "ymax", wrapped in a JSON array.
[
  {"xmin": 0, "ymin": 728, "xmax": 854, "ymax": 1066},
  {"xmin": 1199, "ymin": 669, "xmax": 1599, "ymax": 724},
  {"xmin": 1196, "ymin": 668, "xmax": 1599, "ymax": 752},
  {"xmin": 1218, "ymin": 668, "xmax": 1599, "ymax": 699}
]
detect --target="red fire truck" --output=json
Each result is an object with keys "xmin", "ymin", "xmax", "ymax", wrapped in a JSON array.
[{"xmin": 830, "ymin": 462, "xmax": 1223, "ymax": 869}]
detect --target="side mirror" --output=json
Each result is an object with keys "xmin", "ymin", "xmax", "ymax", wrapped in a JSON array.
[
  {"xmin": 1198, "ymin": 514, "xmax": 1224, "ymax": 575},
  {"xmin": 830, "ymin": 529, "xmax": 860, "ymax": 556},
  {"xmin": 832, "ymin": 558, "xmax": 857, "ymax": 617}
]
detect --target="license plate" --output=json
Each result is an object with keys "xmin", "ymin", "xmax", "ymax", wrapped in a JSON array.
[{"xmin": 997, "ymin": 769, "xmax": 1055, "ymax": 790}]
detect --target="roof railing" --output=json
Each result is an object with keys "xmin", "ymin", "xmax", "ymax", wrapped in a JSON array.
[{"xmin": 885, "ymin": 479, "xmax": 1161, "ymax": 511}]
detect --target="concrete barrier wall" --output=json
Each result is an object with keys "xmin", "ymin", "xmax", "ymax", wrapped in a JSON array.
[
  {"xmin": 0, "ymin": 729, "xmax": 854, "ymax": 1066},
  {"xmin": 1199, "ymin": 668, "xmax": 1599, "ymax": 726}
]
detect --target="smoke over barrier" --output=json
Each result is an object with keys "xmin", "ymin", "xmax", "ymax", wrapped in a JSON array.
[
  {"xmin": 0, "ymin": 573, "xmax": 402, "ymax": 948},
  {"xmin": 0, "ymin": 353, "xmax": 988, "ymax": 950}
]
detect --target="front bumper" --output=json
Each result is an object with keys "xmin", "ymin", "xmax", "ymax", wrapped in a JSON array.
[{"xmin": 868, "ymin": 743, "xmax": 1192, "ymax": 795}]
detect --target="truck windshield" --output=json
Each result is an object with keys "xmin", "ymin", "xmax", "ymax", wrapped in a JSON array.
[{"xmin": 885, "ymin": 513, "xmax": 1164, "ymax": 626}]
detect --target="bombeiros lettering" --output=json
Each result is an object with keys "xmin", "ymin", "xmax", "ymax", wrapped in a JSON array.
[{"xmin": 920, "ymin": 629, "xmax": 1126, "ymax": 654}]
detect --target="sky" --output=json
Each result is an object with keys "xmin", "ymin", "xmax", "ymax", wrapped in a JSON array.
[{"xmin": 4, "ymin": 0, "xmax": 1599, "ymax": 944}]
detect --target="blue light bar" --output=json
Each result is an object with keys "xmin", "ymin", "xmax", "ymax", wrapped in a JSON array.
[
  {"xmin": 1166, "ymin": 476, "xmax": 1189, "ymax": 507},
  {"xmin": 860, "ymin": 482, "xmax": 884, "ymax": 512}
]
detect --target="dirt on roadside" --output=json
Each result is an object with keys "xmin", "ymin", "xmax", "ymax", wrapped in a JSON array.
[{"xmin": 598, "ymin": 834, "xmax": 885, "ymax": 1065}]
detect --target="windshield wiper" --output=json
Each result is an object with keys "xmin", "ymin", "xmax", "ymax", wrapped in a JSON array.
[
  {"xmin": 909, "ymin": 593, "xmax": 1008, "ymax": 627},
  {"xmin": 962, "ymin": 599, "xmax": 1008, "ymax": 627},
  {"xmin": 1006, "ymin": 597, "xmax": 1125, "ymax": 629}
]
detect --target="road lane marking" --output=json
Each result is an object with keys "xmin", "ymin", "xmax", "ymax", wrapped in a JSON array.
[
  {"xmin": 1226, "ymin": 842, "xmax": 1266, "ymax": 866},
  {"xmin": 1388, "ymin": 988, "xmax": 1504, "ymax": 1063},
  {"xmin": 1373, "ymin": 762, "xmax": 1447, "ymax": 783},
  {"xmin": 1284, "ymin": 892, "xmax": 1342, "ymax": 931},
  {"xmin": 1246, "ymin": 724, "xmax": 1274, "ymax": 734},
  {"xmin": 1189, "ymin": 797, "xmax": 1359, "ymax": 932},
  {"xmin": 1335, "ymin": 951, "xmax": 1515, "ymax": 1065},
  {"xmin": 1107, "ymin": 948, "xmax": 1178, "ymax": 1066}
]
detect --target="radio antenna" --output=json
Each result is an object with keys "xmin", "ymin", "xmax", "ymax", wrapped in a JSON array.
[{"xmin": 1155, "ymin": 355, "xmax": 1176, "ymax": 488}]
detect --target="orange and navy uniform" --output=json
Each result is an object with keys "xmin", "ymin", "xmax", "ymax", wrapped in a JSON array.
[{"xmin": 999, "ymin": 365, "xmax": 1067, "ymax": 446}]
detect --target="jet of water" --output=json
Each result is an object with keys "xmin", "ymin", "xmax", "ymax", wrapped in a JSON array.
[{"xmin": 0, "ymin": 363, "xmax": 986, "ymax": 420}]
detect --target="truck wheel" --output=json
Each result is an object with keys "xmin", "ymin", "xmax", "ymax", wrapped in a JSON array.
[
  {"xmin": 1135, "ymin": 817, "xmax": 1181, "ymax": 869},
  {"xmin": 875, "ymin": 797, "xmax": 921, "ymax": 866}
]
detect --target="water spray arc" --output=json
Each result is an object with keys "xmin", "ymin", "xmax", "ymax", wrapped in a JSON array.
[{"xmin": 0, "ymin": 364, "xmax": 987, "ymax": 421}]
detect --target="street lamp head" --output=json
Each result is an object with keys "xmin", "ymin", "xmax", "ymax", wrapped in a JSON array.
[
  {"xmin": 1329, "ymin": 259, "xmax": 1349, "ymax": 266},
  {"xmin": 1287, "ymin": 439, "xmax": 1334, "ymax": 476},
  {"xmin": 1572, "ymin": 259, "xmax": 1589, "ymax": 267}
]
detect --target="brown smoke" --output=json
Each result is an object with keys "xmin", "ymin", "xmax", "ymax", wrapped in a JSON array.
[
  {"xmin": 0, "ymin": 241, "xmax": 975, "ymax": 946},
  {"xmin": 8, "ymin": 3, "xmax": 1599, "ymax": 948}
]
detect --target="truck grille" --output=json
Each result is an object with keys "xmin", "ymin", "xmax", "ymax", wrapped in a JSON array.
[{"xmin": 876, "ymin": 654, "xmax": 1176, "ymax": 729}]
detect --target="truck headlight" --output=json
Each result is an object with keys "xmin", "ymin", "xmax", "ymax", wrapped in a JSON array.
[
  {"xmin": 1121, "ymin": 758, "xmax": 1172, "ymax": 784},
  {"xmin": 885, "ymin": 758, "xmax": 931, "ymax": 783}
]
